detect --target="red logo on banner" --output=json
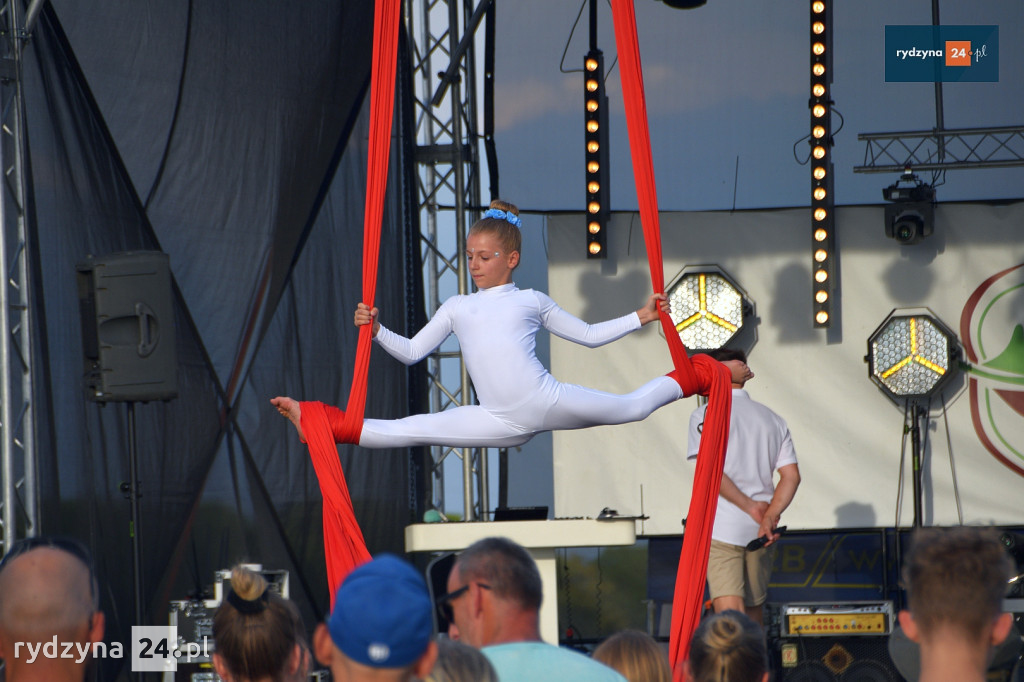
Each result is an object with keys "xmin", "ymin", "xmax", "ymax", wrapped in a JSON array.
[
  {"xmin": 960, "ymin": 263, "xmax": 1024, "ymax": 477},
  {"xmin": 945, "ymin": 40, "xmax": 972, "ymax": 66}
]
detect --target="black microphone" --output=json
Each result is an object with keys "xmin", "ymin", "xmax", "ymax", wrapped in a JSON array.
[{"xmin": 746, "ymin": 526, "xmax": 787, "ymax": 551}]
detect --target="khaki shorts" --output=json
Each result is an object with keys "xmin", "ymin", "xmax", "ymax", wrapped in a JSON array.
[{"xmin": 706, "ymin": 539, "xmax": 774, "ymax": 607}]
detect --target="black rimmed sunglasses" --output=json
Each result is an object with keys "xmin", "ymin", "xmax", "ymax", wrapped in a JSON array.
[
  {"xmin": 435, "ymin": 581, "xmax": 491, "ymax": 623},
  {"xmin": 0, "ymin": 535, "xmax": 98, "ymax": 602}
]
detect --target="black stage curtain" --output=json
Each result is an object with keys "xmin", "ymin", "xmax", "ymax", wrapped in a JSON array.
[{"xmin": 21, "ymin": 2, "xmax": 423, "ymax": 677}]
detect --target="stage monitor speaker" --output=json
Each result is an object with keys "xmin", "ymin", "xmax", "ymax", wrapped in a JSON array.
[
  {"xmin": 775, "ymin": 635, "xmax": 900, "ymax": 682},
  {"xmin": 77, "ymin": 251, "xmax": 178, "ymax": 402}
]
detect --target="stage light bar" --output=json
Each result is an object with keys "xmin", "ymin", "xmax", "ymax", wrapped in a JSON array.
[
  {"xmin": 666, "ymin": 269, "xmax": 747, "ymax": 351},
  {"xmin": 810, "ymin": 0, "xmax": 835, "ymax": 328},
  {"xmin": 866, "ymin": 310, "xmax": 960, "ymax": 402},
  {"xmin": 584, "ymin": 49, "xmax": 609, "ymax": 259}
]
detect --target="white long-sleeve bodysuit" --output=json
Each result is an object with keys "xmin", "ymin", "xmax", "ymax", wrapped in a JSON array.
[{"xmin": 356, "ymin": 283, "xmax": 683, "ymax": 448}]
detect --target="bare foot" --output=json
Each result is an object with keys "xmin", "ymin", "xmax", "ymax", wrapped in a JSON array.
[{"xmin": 271, "ymin": 396, "xmax": 306, "ymax": 442}]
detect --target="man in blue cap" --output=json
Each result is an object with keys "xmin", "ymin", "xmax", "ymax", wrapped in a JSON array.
[{"xmin": 313, "ymin": 554, "xmax": 438, "ymax": 681}]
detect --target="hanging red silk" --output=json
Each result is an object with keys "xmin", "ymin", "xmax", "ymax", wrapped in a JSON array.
[{"xmin": 609, "ymin": 1, "xmax": 733, "ymax": 677}]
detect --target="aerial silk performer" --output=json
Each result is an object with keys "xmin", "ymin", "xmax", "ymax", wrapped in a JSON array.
[
  {"xmin": 283, "ymin": 0, "xmax": 732, "ymax": 634},
  {"xmin": 607, "ymin": 0, "xmax": 732, "ymax": 678}
]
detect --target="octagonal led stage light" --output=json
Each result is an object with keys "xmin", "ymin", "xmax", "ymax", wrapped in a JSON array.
[
  {"xmin": 866, "ymin": 309, "xmax": 961, "ymax": 403},
  {"xmin": 666, "ymin": 267, "xmax": 751, "ymax": 352}
]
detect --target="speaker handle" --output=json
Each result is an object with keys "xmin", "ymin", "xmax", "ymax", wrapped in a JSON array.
[{"xmin": 134, "ymin": 302, "xmax": 158, "ymax": 357}]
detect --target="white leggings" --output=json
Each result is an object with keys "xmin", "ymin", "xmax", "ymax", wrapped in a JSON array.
[{"xmin": 358, "ymin": 376, "xmax": 683, "ymax": 448}]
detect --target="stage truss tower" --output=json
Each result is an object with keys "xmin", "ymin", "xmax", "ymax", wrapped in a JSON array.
[
  {"xmin": 405, "ymin": 0, "xmax": 488, "ymax": 521},
  {"xmin": 0, "ymin": 0, "xmax": 42, "ymax": 552}
]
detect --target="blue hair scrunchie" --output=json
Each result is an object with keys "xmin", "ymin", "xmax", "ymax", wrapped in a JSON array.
[{"xmin": 483, "ymin": 208, "xmax": 522, "ymax": 228}]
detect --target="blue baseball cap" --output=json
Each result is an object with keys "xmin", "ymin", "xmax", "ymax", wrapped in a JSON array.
[{"xmin": 328, "ymin": 554, "xmax": 433, "ymax": 668}]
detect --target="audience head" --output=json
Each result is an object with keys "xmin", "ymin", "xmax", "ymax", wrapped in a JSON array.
[
  {"xmin": 900, "ymin": 526, "xmax": 1014, "ymax": 646},
  {"xmin": 593, "ymin": 629, "xmax": 671, "ymax": 682},
  {"xmin": 469, "ymin": 199, "xmax": 523, "ymax": 257},
  {"xmin": 686, "ymin": 610, "xmax": 768, "ymax": 682},
  {"xmin": 212, "ymin": 564, "xmax": 309, "ymax": 682},
  {"xmin": 0, "ymin": 536, "xmax": 104, "ymax": 681},
  {"xmin": 313, "ymin": 554, "xmax": 437, "ymax": 681},
  {"xmin": 423, "ymin": 637, "xmax": 498, "ymax": 682},
  {"xmin": 445, "ymin": 536, "xmax": 542, "ymax": 647},
  {"xmin": 454, "ymin": 536, "xmax": 542, "ymax": 612}
]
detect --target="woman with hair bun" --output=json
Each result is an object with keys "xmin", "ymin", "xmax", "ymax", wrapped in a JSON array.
[
  {"xmin": 212, "ymin": 565, "xmax": 310, "ymax": 682},
  {"xmin": 685, "ymin": 610, "xmax": 769, "ymax": 682},
  {"xmin": 274, "ymin": 198, "xmax": 688, "ymax": 449}
]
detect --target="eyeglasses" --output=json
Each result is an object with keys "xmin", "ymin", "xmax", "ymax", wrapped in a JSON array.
[
  {"xmin": 0, "ymin": 536, "xmax": 99, "ymax": 605},
  {"xmin": 435, "ymin": 582, "xmax": 491, "ymax": 623}
]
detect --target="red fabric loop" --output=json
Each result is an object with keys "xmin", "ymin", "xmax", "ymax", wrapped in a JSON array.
[
  {"xmin": 300, "ymin": 401, "xmax": 373, "ymax": 607},
  {"xmin": 667, "ymin": 356, "xmax": 731, "ymax": 674}
]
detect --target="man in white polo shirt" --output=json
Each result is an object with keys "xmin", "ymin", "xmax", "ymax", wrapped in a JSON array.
[{"xmin": 688, "ymin": 348, "xmax": 800, "ymax": 627}]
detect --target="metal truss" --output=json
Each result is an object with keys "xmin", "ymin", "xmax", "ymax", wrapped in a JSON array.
[
  {"xmin": 855, "ymin": 126, "xmax": 1024, "ymax": 173},
  {"xmin": 0, "ymin": 0, "xmax": 41, "ymax": 552},
  {"xmin": 405, "ymin": 0, "xmax": 487, "ymax": 521}
]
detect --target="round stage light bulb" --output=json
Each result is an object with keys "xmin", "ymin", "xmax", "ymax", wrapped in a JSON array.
[
  {"xmin": 815, "ymin": 290, "xmax": 828, "ymax": 303},
  {"xmin": 813, "ymin": 21, "xmax": 825, "ymax": 34},
  {"xmin": 585, "ymin": 58, "xmax": 599, "ymax": 72},
  {"xmin": 587, "ymin": 141, "xmax": 599, "ymax": 153},
  {"xmin": 587, "ymin": 120, "xmax": 599, "ymax": 133},
  {"xmin": 589, "ymin": 241, "xmax": 602, "ymax": 255},
  {"xmin": 812, "ymin": 1, "xmax": 825, "ymax": 13},
  {"xmin": 813, "ymin": 63, "xmax": 826, "ymax": 76},
  {"xmin": 813, "ymin": 104, "xmax": 826, "ymax": 118},
  {"xmin": 587, "ymin": 161, "xmax": 600, "ymax": 173},
  {"xmin": 814, "ymin": 248, "xmax": 828, "ymax": 262},
  {"xmin": 814, "ymin": 227, "xmax": 828, "ymax": 242},
  {"xmin": 586, "ymin": 78, "xmax": 599, "ymax": 92},
  {"xmin": 813, "ymin": 166, "xmax": 826, "ymax": 180},
  {"xmin": 814, "ymin": 269, "xmax": 828, "ymax": 283},
  {"xmin": 588, "ymin": 221, "xmax": 601, "ymax": 234},
  {"xmin": 812, "ymin": 145, "xmax": 826, "ymax": 159},
  {"xmin": 813, "ymin": 42, "xmax": 825, "ymax": 55},
  {"xmin": 813, "ymin": 187, "xmax": 827, "ymax": 200},
  {"xmin": 813, "ymin": 84, "xmax": 826, "ymax": 97},
  {"xmin": 814, "ymin": 207, "xmax": 827, "ymax": 221},
  {"xmin": 816, "ymin": 310, "xmax": 830, "ymax": 325},
  {"xmin": 812, "ymin": 125, "xmax": 826, "ymax": 139},
  {"xmin": 587, "ymin": 99, "xmax": 599, "ymax": 112},
  {"xmin": 588, "ymin": 201, "xmax": 601, "ymax": 214},
  {"xmin": 588, "ymin": 181, "xmax": 600, "ymax": 194}
]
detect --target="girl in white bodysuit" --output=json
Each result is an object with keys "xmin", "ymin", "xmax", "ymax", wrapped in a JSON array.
[{"xmin": 272, "ymin": 200, "xmax": 685, "ymax": 448}]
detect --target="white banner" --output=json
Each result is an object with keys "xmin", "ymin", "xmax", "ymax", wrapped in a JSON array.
[{"xmin": 548, "ymin": 203, "xmax": 1024, "ymax": 535}]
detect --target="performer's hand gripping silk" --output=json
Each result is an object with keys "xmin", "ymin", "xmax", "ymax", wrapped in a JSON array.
[{"xmin": 272, "ymin": 200, "xmax": 690, "ymax": 448}]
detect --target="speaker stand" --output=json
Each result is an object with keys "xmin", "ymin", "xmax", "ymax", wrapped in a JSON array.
[{"xmin": 121, "ymin": 402, "xmax": 144, "ymax": 628}]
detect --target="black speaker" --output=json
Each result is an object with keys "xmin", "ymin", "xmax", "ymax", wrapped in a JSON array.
[
  {"xmin": 77, "ymin": 251, "xmax": 178, "ymax": 402},
  {"xmin": 776, "ymin": 635, "xmax": 900, "ymax": 682}
]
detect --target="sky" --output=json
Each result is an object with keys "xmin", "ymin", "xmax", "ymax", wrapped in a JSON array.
[{"xmin": 491, "ymin": 0, "xmax": 1024, "ymax": 213}]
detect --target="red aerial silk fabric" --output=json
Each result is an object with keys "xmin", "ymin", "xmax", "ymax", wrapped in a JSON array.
[
  {"xmin": 300, "ymin": 402, "xmax": 372, "ymax": 608},
  {"xmin": 300, "ymin": 0, "xmax": 402, "ymax": 605},
  {"xmin": 609, "ymin": 1, "xmax": 733, "ymax": 678}
]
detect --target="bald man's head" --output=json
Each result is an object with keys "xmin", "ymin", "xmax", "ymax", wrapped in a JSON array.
[{"xmin": 0, "ymin": 543, "xmax": 98, "ymax": 641}]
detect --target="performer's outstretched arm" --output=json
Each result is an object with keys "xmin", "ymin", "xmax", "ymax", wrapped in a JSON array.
[
  {"xmin": 359, "ymin": 300, "xmax": 456, "ymax": 366},
  {"xmin": 540, "ymin": 291, "xmax": 668, "ymax": 347}
]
